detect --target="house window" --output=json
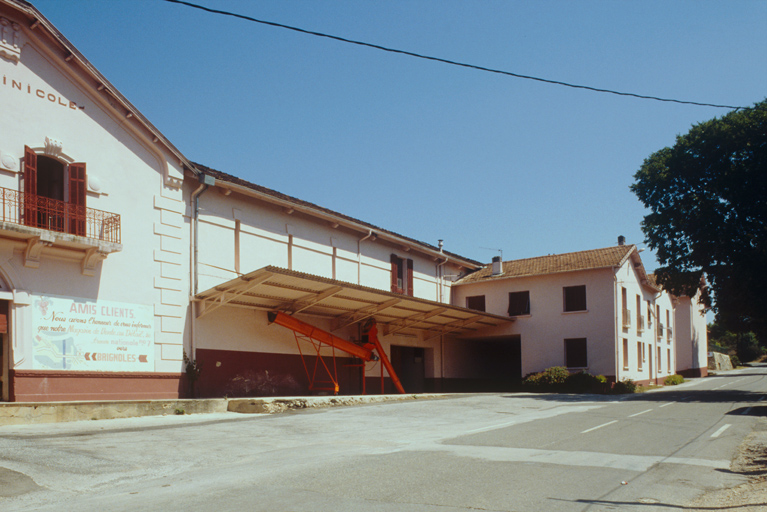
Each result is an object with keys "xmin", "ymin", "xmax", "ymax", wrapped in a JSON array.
[
  {"xmin": 667, "ymin": 348, "xmax": 671, "ymax": 372},
  {"xmin": 466, "ymin": 295, "xmax": 486, "ymax": 312},
  {"xmin": 637, "ymin": 342, "xmax": 643, "ymax": 370},
  {"xmin": 646, "ymin": 300, "xmax": 652, "ymax": 328},
  {"xmin": 390, "ymin": 254, "xmax": 413, "ymax": 296},
  {"xmin": 508, "ymin": 291, "xmax": 530, "ymax": 316},
  {"xmin": 23, "ymin": 146, "xmax": 87, "ymax": 236},
  {"xmin": 636, "ymin": 295, "xmax": 643, "ymax": 334},
  {"xmin": 563, "ymin": 285, "xmax": 587, "ymax": 312},
  {"xmin": 622, "ymin": 339, "xmax": 629, "ymax": 370},
  {"xmin": 564, "ymin": 338, "xmax": 587, "ymax": 368},
  {"xmin": 657, "ymin": 346, "xmax": 662, "ymax": 373}
]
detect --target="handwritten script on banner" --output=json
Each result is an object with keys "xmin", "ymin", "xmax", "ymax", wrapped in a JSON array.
[{"xmin": 32, "ymin": 295, "xmax": 154, "ymax": 372}]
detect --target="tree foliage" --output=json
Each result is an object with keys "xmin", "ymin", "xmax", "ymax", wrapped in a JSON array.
[{"xmin": 631, "ymin": 100, "xmax": 767, "ymax": 343}]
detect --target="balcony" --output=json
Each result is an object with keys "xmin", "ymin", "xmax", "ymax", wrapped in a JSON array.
[
  {"xmin": 637, "ymin": 314, "xmax": 645, "ymax": 334},
  {"xmin": 0, "ymin": 187, "xmax": 121, "ymax": 274},
  {"xmin": 621, "ymin": 308, "xmax": 631, "ymax": 329},
  {"xmin": 657, "ymin": 323, "xmax": 665, "ymax": 340}
]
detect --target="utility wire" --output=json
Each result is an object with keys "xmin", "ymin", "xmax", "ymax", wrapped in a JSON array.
[{"xmin": 164, "ymin": 0, "xmax": 751, "ymax": 110}]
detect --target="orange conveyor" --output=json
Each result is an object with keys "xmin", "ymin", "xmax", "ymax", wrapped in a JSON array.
[{"xmin": 267, "ymin": 311, "xmax": 405, "ymax": 394}]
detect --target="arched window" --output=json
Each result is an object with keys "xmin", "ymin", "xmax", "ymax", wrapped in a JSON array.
[{"xmin": 23, "ymin": 146, "xmax": 86, "ymax": 236}]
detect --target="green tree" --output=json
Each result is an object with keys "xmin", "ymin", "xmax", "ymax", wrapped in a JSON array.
[{"xmin": 631, "ymin": 100, "xmax": 766, "ymax": 344}]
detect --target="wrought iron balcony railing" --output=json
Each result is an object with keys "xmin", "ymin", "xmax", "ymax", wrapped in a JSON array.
[{"xmin": 0, "ymin": 187, "xmax": 120, "ymax": 244}]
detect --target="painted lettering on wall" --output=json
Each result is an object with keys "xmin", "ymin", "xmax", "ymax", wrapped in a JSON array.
[
  {"xmin": 32, "ymin": 294, "xmax": 154, "ymax": 372},
  {"xmin": 1, "ymin": 74, "xmax": 80, "ymax": 110}
]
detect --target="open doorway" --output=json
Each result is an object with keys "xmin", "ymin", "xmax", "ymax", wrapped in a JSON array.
[{"xmin": 391, "ymin": 345, "xmax": 426, "ymax": 393}]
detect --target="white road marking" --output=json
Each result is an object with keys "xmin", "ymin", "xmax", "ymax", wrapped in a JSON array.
[
  {"xmin": 629, "ymin": 409, "xmax": 653, "ymax": 418},
  {"xmin": 581, "ymin": 420, "xmax": 618, "ymax": 434},
  {"xmin": 742, "ymin": 407, "xmax": 752, "ymax": 415},
  {"xmin": 431, "ymin": 444, "xmax": 730, "ymax": 472},
  {"xmin": 466, "ymin": 420, "xmax": 517, "ymax": 434},
  {"xmin": 711, "ymin": 424, "xmax": 731, "ymax": 438},
  {"xmin": 659, "ymin": 402, "xmax": 674, "ymax": 408}
]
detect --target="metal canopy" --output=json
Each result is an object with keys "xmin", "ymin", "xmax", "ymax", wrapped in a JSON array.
[{"xmin": 194, "ymin": 266, "xmax": 513, "ymax": 340}]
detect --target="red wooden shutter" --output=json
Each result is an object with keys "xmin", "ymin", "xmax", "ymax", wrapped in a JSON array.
[
  {"xmin": 406, "ymin": 259, "xmax": 414, "ymax": 297},
  {"xmin": 23, "ymin": 146, "xmax": 37, "ymax": 227},
  {"xmin": 68, "ymin": 162, "xmax": 87, "ymax": 236},
  {"xmin": 390, "ymin": 254, "xmax": 400, "ymax": 293},
  {"xmin": 0, "ymin": 300, "xmax": 8, "ymax": 334}
]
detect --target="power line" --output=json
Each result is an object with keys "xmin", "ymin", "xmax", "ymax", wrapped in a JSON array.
[{"xmin": 164, "ymin": 0, "xmax": 751, "ymax": 110}]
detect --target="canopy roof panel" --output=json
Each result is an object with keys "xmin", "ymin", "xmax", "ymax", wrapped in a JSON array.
[{"xmin": 195, "ymin": 266, "xmax": 513, "ymax": 340}]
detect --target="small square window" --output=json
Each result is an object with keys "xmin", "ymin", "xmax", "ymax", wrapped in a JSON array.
[
  {"xmin": 508, "ymin": 291, "xmax": 530, "ymax": 316},
  {"xmin": 466, "ymin": 295, "xmax": 486, "ymax": 312},
  {"xmin": 563, "ymin": 285, "xmax": 587, "ymax": 312},
  {"xmin": 565, "ymin": 338, "xmax": 588, "ymax": 368}
]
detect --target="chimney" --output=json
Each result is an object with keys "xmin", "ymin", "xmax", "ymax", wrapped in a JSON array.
[
  {"xmin": 438, "ymin": 239, "xmax": 444, "ymax": 253},
  {"xmin": 491, "ymin": 256, "xmax": 503, "ymax": 275},
  {"xmin": 618, "ymin": 235, "xmax": 626, "ymax": 246}
]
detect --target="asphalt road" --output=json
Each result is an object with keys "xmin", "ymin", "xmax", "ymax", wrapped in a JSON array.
[{"xmin": 1, "ymin": 365, "xmax": 765, "ymax": 512}]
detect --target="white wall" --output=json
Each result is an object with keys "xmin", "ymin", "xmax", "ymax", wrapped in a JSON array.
[{"xmin": 0, "ymin": 27, "xmax": 188, "ymax": 375}]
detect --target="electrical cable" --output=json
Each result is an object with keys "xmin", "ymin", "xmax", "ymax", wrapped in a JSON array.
[{"xmin": 163, "ymin": 0, "xmax": 755, "ymax": 111}]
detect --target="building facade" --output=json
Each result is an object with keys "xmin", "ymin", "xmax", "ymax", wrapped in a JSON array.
[{"xmin": 0, "ymin": 0, "xmax": 707, "ymax": 402}]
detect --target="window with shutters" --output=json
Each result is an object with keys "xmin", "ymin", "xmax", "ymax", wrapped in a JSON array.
[
  {"xmin": 465, "ymin": 295, "xmax": 486, "ymax": 312},
  {"xmin": 508, "ymin": 291, "xmax": 530, "ymax": 316},
  {"xmin": 23, "ymin": 146, "xmax": 87, "ymax": 237},
  {"xmin": 563, "ymin": 285, "xmax": 587, "ymax": 312},
  {"xmin": 390, "ymin": 254, "xmax": 413, "ymax": 296}
]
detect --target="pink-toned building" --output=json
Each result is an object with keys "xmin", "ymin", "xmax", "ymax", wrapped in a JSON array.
[
  {"xmin": 0, "ymin": 1, "xmax": 706, "ymax": 402},
  {"xmin": 451, "ymin": 240, "xmax": 707, "ymax": 385}
]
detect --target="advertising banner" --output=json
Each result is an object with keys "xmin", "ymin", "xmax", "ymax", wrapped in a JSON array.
[{"xmin": 32, "ymin": 294, "xmax": 154, "ymax": 372}]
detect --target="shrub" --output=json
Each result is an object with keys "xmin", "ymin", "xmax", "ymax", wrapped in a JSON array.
[
  {"xmin": 522, "ymin": 366, "xmax": 570, "ymax": 391},
  {"xmin": 664, "ymin": 374, "xmax": 684, "ymax": 386},
  {"xmin": 565, "ymin": 371, "xmax": 609, "ymax": 393},
  {"xmin": 729, "ymin": 355, "xmax": 741, "ymax": 368},
  {"xmin": 612, "ymin": 378, "xmax": 638, "ymax": 394}
]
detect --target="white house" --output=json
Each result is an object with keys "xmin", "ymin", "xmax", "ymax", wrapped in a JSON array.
[
  {"xmin": 450, "ymin": 240, "xmax": 702, "ymax": 385},
  {"xmin": 0, "ymin": 0, "xmax": 707, "ymax": 402}
]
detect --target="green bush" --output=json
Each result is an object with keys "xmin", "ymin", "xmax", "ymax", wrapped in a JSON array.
[
  {"xmin": 522, "ymin": 366, "xmax": 570, "ymax": 391},
  {"xmin": 729, "ymin": 355, "xmax": 741, "ymax": 368},
  {"xmin": 564, "ymin": 371, "xmax": 609, "ymax": 393},
  {"xmin": 612, "ymin": 378, "xmax": 638, "ymax": 394},
  {"xmin": 664, "ymin": 374, "xmax": 685, "ymax": 386}
]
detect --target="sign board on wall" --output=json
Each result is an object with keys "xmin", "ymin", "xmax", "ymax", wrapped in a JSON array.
[{"xmin": 31, "ymin": 294, "xmax": 154, "ymax": 372}]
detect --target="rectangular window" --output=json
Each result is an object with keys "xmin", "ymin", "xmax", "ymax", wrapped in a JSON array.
[
  {"xmin": 508, "ymin": 291, "xmax": 530, "ymax": 316},
  {"xmin": 647, "ymin": 300, "xmax": 652, "ymax": 328},
  {"xmin": 564, "ymin": 338, "xmax": 588, "ymax": 368},
  {"xmin": 563, "ymin": 285, "xmax": 587, "ymax": 312},
  {"xmin": 667, "ymin": 348, "xmax": 671, "ymax": 372},
  {"xmin": 637, "ymin": 342, "xmax": 643, "ymax": 370},
  {"xmin": 466, "ymin": 295, "xmax": 486, "ymax": 312},
  {"xmin": 622, "ymin": 339, "xmax": 629, "ymax": 369},
  {"xmin": 657, "ymin": 346, "xmax": 662, "ymax": 372},
  {"xmin": 636, "ymin": 295, "xmax": 643, "ymax": 334},
  {"xmin": 390, "ymin": 255, "xmax": 414, "ymax": 296}
]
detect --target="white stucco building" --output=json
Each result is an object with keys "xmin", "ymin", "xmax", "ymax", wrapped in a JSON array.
[{"xmin": 0, "ymin": 0, "xmax": 707, "ymax": 402}]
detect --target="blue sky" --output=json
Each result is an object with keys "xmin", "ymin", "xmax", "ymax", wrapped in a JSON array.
[{"xmin": 32, "ymin": 0, "xmax": 767, "ymax": 270}]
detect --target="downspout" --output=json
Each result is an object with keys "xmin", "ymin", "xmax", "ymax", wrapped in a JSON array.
[
  {"xmin": 437, "ymin": 257, "xmax": 448, "ymax": 303},
  {"xmin": 612, "ymin": 268, "xmax": 620, "ymax": 383},
  {"xmin": 357, "ymin": 229, "xmax": 374, "ymax": 285},
  {"xmin": 189, "ymin": 174, "xmax": 215, "ymax": 359}
]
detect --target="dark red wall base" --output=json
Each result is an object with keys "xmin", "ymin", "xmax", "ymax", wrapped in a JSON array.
[
  {"xmin": 10, "ymin": 370, "xmax": 183, "ymax": 402},
  {"xmin": 195, "ymin": 348, "xmax": 363, "ymax": 398}
]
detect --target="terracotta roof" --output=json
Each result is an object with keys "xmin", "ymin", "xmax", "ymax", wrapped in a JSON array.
[
  {"xmin": 193, "ymin": 163, "xmax": 481, "ymax": 267},
  {"xmin": 454, "ymin": 245, "xmax": 636, "ymax": 284}
]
